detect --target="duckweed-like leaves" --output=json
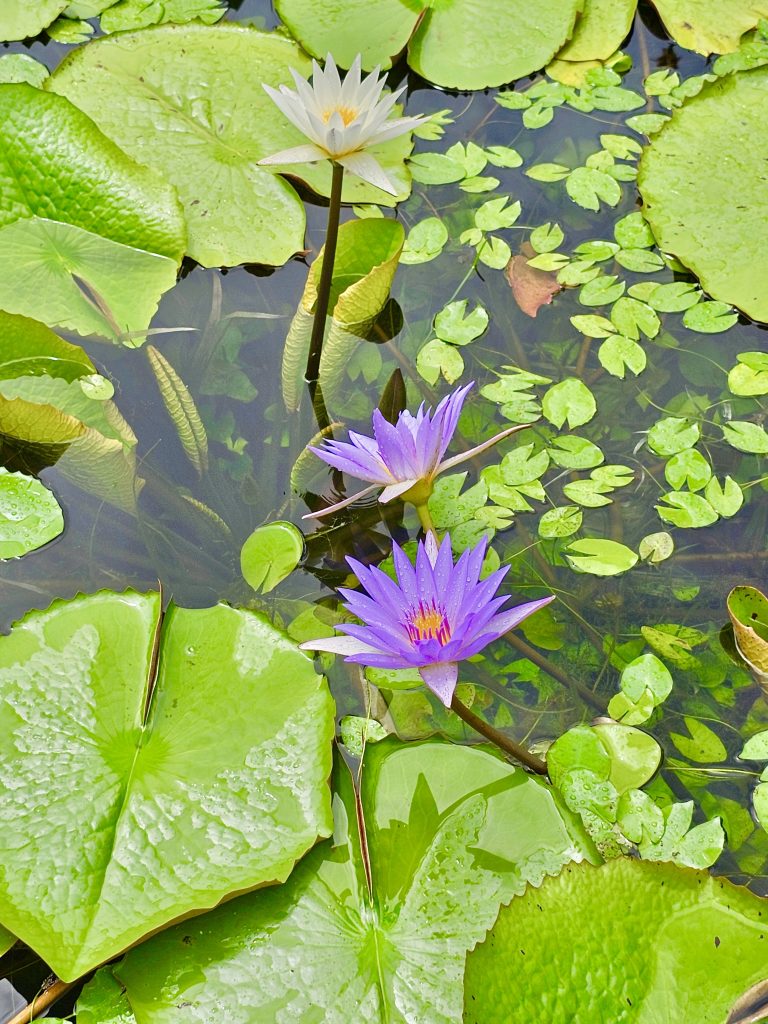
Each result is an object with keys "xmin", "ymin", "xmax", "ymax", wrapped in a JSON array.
[
  {"xmin": 114, "ymin": 741, "xmax": 595, "ymax": 1023},
  {"xmin": 0, "ymin": 591, "xmax": 334, "ymax": 980},
  {"xmin": 640, "ymin": 68, "xmax": 768, "ymax": 322},
  {"xmin": 464, "ymin": 859, "xmax": 768, "ymax": 1024}
]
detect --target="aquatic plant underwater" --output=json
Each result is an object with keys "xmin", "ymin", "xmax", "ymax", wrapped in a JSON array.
[{"xmin": 4, "ymin": 1, "xmax": 768, "ymax": 1021}]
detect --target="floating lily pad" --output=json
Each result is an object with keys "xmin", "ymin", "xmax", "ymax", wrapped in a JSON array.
[
  {"xmin": 282, "ymin": 217, "xmax": 404, "ymax": 411},
  {"xmin": 241, "ymin": 521, "xmax": 304, "ymax": 594},
  {"xmin": 100, "ymin": 0, "xmax": 225, "ymax": 32},
  {"xmin": 0, "ymin": 592, "xmax": 334, "ymax": 980},
  {"xmin": 0, "ymin": 54, "xmax": 50, "ymax": 86},
  {"xmin": 639, "ymin": 68, "xmax": 768, "ymax": 322},
  {"xmin": 464, "ymin": 859, "xmax": 768, "ymax": 1023},
  {"xmin": 556, "ymin": 0, "xmax": 636, "ymax": 62},
  {"xmin": 112, "ymin": 741, "xmax": 595, "ymax": 1023},
  {"xmin": 0, "ymin": 469, "xmax": 64, "ymax": 559},
  {"xmin": 0, "ymin": 0, "xmax": 68, "ymax": 41},
  {"xmin": 275, "ymin": 0, "xmax": 582, "ymax": 89},
  {"xmin": 49, "ymin": 25, "xmax": 413, "ymax": 268},
  {"xmin": 650, "ymin": 0, "xmax": 768, "ymax": 54}
]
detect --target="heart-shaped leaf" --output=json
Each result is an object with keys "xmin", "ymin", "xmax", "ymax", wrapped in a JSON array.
[
  {"xmin": 0, "ymin": 591, "xmax": 334, "ymax": 980},
  {"xmin": 464, "ymin": 859, "xmax": 768, "ymax": 1023},
  {"xmin": 107, "ymin": 740, "xmax": 596, "ymax": 1022}
]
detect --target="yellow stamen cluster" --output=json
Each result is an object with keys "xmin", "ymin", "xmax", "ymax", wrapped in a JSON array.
[
  {"xmin": 322, "ymin": 105, "xmax": 359, "ymax": 126},
  {"xmin": 407, "ymin": 601, "xmax": 452, "ymax": 646}
]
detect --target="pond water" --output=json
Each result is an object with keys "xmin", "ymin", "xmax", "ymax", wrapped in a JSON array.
[{"xmin": 2, "ymin": 0, "xmax": 768, "ymax": 1015}]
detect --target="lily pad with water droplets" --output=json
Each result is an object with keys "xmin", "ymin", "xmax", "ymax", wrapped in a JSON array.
[
  {"xmin": 0, "ymin": 592, "xmax": 334, "ymax": 980},
  {"xmin": 464, "ymin": 858, "xmax": 768, "ymax": 1024},
  {"xmin": 110, "ymin": 741, "xmax": 596, "ymax": 1023}
]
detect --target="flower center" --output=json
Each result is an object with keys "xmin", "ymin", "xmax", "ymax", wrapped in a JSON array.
[
  {"xmin": 321, "ymin": 105, "xmax": 359, "ymax": 126},
  {"xmin": 406, "ymin": 600, "xmax": 452, "ymax": 646}
]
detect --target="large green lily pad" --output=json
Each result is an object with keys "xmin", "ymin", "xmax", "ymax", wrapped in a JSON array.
[
  {"xmin": 651, "ymin": 0, "xmax": 768, "ymax": 54},
  {"xmin": 282, "ymin": 217, "xmax": 404, "ymax": 411},
  {"xmin": 639, "ymin": 67, "xmax": 768, "ymax": 322},
  {"xmin": 0, "ymin": 83, "xmax": 184, "ymax": 338},
  {"xmin": 0, "ymin": 311, "xmax": 139, "ymax": 510},
  {"xmin": 0, "ymin": 592, "xmax": 334, "ymax": 980},
  {"xmin": 48, "ymin": 24, "xmax": 413, "ymax": 268},
  {"xmin": 0, "ymin": 0, "xmax": 68, "ymax": 41},
  {"xmin": 110, "ymin": 740, "xmax": 595, "ymax": 1022},
  {"xmin": 0, "ymin": 469, "xmax": 64, "ymax": 559},
  {"xmin": 275, "ymin": 0, "xmax": 582, "ymax": 88},
  {"xmin": 464, "ymin": 859, "xmax": 768, "ymax": 1023}
]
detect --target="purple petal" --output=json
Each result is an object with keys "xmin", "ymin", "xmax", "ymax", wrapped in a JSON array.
[
  {"xmin": 299, "ymin": 635, "xmax": 381, "ymax": 656},
  {"xmin": 485, "ymin": 595, "xmax": 556, "ymax": 636},
  {"xmin": 309, "ymin": 442, "xmax": 390, "ymax": 483},
  {"xmin": 419, "ymin": 662, "xmax": 459, "ymax": 707},
  {"xmin": 435, "ymin": 382, "xmax": 473, "ymax": 462},
  {"xmin": 392, "ymin": 542, "xmax": 418, "ymax": 602}
]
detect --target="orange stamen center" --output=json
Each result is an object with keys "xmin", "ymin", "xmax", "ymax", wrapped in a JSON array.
[
  {"xmin": 322, "ymin": 105, "xmax": 359, "ymax": 126},
  {"xmin": 406, "ymin": 601, "xmax": 452, "ymax": 646}
]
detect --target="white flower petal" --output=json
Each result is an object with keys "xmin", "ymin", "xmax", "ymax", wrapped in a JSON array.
[
  {"xmin": 302, "ymin": 484, "xmax": 380, "ymax": 520},
  {"xmin": 300, "ymin": 634, "xmax": 380, "ymax": 656},
  {"xmin": 262, "ymin": 83, "xmax": 308, "ymax": 134},
  {"xmin": 336, "ymin": 151, "xmax": 398, "ymax": 194},
  {"xmin": 379, "ymin": 479, "xmax": 419, "ymax": 503},
  {"xmin": 367, "ymin": 115, "xmax": 426, "ymax": 146},
  {"xmin": 437, "ymin": 424, "xmax": 528, "ymax": 474},
  {"xmin": 258, "ymin": 143, "xmax": 328, "ymax": 165}
]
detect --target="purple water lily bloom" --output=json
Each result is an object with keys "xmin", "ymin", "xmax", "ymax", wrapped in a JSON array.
[
  {"xmin": 300, "ymin": 532, "xmax": 555, "ymax": 707},
  {"xmin": 304, "ymin": 382, "xmax": 525, "ymax": 519}
]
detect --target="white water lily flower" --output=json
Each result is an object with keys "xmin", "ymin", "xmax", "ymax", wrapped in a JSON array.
[{"xmin": 259, "ymin": 53, "xmax": 425, "ymax": 195}]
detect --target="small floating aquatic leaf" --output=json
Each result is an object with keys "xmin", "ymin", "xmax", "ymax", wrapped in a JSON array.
[
  {"xmin": 542, "ymin": 378, "xmax": 596, "ymax": 429},
  {"xmin": 655, "ymin": 491, "xmax": 719, "ymax": 528},
  {"xmin": 434, "ymin": 301, "xmax": 488, "ymax": 346},
  {"xmin": 728, "ymin": 352, "xmax": 768, "ymax": 396},
  {"xmin": 728, "ymin": 585, "xmax": 768, "ymax": 685},
  {"xmin": 100, "ymin": 0, "xmax": 225, "ymax": 32},
  {"xmin": 565, "ymin": 538, "xmax": 638, "ymax": 576},
  {"xmin": 400, "ymin": 217, "xmax": 448, "ymax": 265},
  {"xmin": 113, "ymin": 741, "xmax": 595, "ymax": 1023},
  {"xmin": 538, "ymin": 505, "xmax": 582, "ymax": 539},
  {"xmin": 639, "ymin": 68, "xmax": 768, "ymax": 321},
  {"xmin": 671, "ymin": 717, "xmax": 728, "ymax": 762},
  {"xmin": 683, "ymin": 299, "xmax": 739, "ymax": 333},
  {"xmin": 0, "ymin": 469, "xmax": 63, "ymax": 560},
  {"xmin": 464, "ymin": 859, "xmax": 768, "ymax": 1024},
  {"xmin": 722, "ymin": 421, "xmax": 768, "ymax": 454},
  {"xmin": 240, "ymin": 521, "xmax": 304, "ymax": 594},
  {"xmin": 0, "ymin": 591, "xmax": 334, "ymax": 980}
]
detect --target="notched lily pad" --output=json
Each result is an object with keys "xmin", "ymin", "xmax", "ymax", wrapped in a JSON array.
[{"xmin": 0, "ymin": 591, "xmax": 334, "ymax": 980}]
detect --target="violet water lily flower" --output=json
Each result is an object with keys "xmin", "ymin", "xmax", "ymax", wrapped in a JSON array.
[
  {"xmin": 300, "ymin": 532, "xmax": 554, "ymax": 707},
  {"xmin": 305, "ymin": 381, "xmax": 525, "ymax": 519}
]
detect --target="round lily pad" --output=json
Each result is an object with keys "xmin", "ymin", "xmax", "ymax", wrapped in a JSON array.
[
  {"xmin": 0, "ymin": 469, "xmax": 64, "ymax": 559},
  {"xmin": 0, "ymin": 591, "xmax": 334, "ymax": 980},
  {"xmin": 464, "ymin": 858, "xmax": 768, "ymax": 1023},
  {"xmin": 639, "ymin": 68, "xmax": 768, "ymax": 322}
]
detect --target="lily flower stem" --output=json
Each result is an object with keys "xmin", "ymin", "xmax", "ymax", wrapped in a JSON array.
[
  {"xmin": 306, "ymin": 161, "xmax": 345, "ymax": 389},
  {"xmin": 414, "ymin": 501, "xmax": 436, "ymax": 534},
  {"xmin": 450, "ymin": 693, "xmax": 547, "ymax": 775}
]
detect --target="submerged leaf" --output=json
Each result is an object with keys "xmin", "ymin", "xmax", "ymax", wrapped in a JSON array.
[
  {"xmin": 0, "ymin": 592, "xmax": 334, "ymax": 979},
  {"xmin": 728, "ymin": 585, "xmax": 768, "ymax": 686},
  {"xmin": 506, "ymin": 243, "xmax": 562, "ymax": 316},
  {"xmin": 240, "ymin": 521, "xmax": 304, "ymax": 594},
  {"xmin": 146, "ymin": 346, "xmax": 208, "ymax": 474}
]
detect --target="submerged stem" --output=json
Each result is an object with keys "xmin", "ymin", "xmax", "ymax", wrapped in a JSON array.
[
  {"xmin": 450, "ymin": 693, "xmax": 547, "ymax": 775},
  {"xmin": 306, "ymin": 161, "xmax": 345, "ymax": 388}
]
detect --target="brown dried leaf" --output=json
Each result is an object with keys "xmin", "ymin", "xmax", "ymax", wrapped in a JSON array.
[{"xmin": 505, "ymin": 242, "xmax": 562, "ymax": 318}]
